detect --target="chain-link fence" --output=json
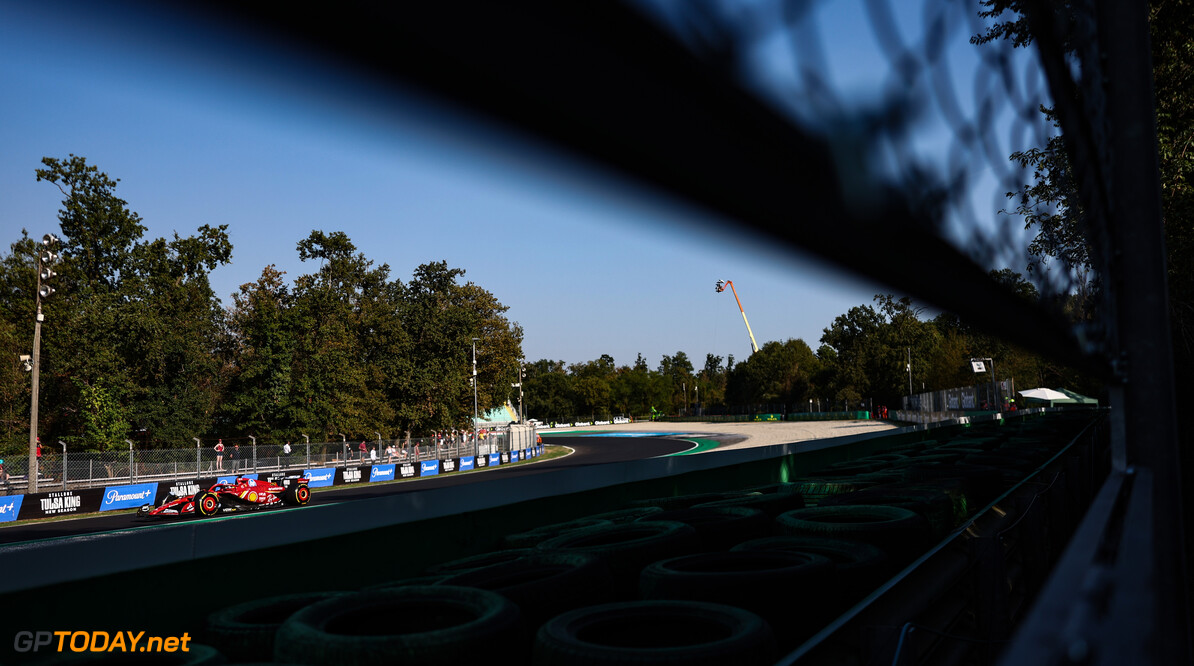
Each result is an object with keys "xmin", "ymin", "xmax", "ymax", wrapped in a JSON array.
[{"xmin": 0, "ymin": 425, "xmax": 538, "ymax": 495}]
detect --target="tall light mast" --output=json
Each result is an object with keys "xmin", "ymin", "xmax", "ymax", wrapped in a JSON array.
[{"xmin": 715, "ymin": 279, "xmax": 759, "ymax": 354}]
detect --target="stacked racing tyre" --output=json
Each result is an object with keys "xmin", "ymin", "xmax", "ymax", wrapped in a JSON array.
[
  {"xmin": 534, "ymin": 521, "xmax": 698, "ymax": 599},
  {"xmin": 205, "ymin": 591, "xmax": 346, "ymax": 661},
  {"xmin": 440, "ymin": 551, "xmax": 616, "ymax": 628},
  {"xmin": 775, "ymin": 504, "xmax": 933, "ymax": 567},
  {"xmin": 637, "ymin": 550, "xmax": 832, "ymax": 649},
  {"xmin": 533, "ymin": 600, "xmax": 776, "ymax": 666},
  {"xmin": 274, "ymin": 586, "xmax": 525, "ymax": 666}
]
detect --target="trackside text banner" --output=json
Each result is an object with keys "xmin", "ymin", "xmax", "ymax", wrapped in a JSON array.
[
  {"xmin": 369, "ymin": 464, "xmax": 396, "ymax": 482},
  {"xmin": 0, "ymin": 495, "xmax": 24, "ymax": 523},
  {"xmin": 99, "ymin": 483, "xmax": 158, "ymax": 511},
  {"xmin": 303, "ymin": 468, "xmax": 336, "ymax": 488}
]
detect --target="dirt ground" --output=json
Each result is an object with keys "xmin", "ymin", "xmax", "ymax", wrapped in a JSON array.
[{"xmin": 545, "ymin": 419, "xmax": 900, "ymax": 452}]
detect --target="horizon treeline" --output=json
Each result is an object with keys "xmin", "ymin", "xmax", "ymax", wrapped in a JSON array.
[{"xmin": 0, "ymin": 156, "xmax": 1091, "ymax": 453}]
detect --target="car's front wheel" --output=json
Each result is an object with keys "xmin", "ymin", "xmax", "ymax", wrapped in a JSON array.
[{"xmin": 194, "ymin": 491, "xmax": 221, "ymax": 517}]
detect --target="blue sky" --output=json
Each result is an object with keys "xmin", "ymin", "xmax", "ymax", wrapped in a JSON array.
[{"xmin": 0, "ymin": 2, "xmax": 1039, "ymax": 370}]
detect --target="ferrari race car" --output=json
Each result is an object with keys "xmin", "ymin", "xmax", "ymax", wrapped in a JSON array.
[{"xmin": 137, "ymin": 475, "xmax": 311, "ymax": 519}]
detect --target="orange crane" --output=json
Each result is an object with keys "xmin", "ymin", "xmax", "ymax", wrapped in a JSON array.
[{"xmin": 715, "ymin": 279, "xmax": 759, "ymax": 354}]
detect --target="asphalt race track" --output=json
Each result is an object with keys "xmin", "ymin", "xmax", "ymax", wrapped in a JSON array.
[{"xmin": 0, "ymin": 434, "xmax": 694, "ymax": 544}]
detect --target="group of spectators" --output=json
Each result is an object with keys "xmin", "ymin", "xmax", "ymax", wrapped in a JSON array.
[{"xmin": 202, "ymin": 429, "xmax": 499, "ymax": 473}]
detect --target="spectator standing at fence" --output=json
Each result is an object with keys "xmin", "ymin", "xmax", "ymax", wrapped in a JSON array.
[
  {"xmin": 214, "ymin": 439, "xmax": 225, "ymax": 469},
  {"xmin": 0, "ymin": 459, "xmax": 10, "ymax": 493},
  {"xmin": 230, "ymin": 444, "xmax": 240, "ymax": 472},
  {"xmin": 370, "ymin": 447, "xmax": 378, "ymax": 463},
  {"xmin": 283, "ymin": 441, "xmax": 292, "ymax": 456},
  {"xmin": 385, "ymin": 444, "xmax": 395, "ymax": 462},
  {"xmin": 358, "ymin": 441, "xmax": 367, "ymax": 463}
]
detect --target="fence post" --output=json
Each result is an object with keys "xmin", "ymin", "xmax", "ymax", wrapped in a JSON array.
[
  {"xmin": 126, "ymin": 440, "xmax": 134, "ymax": 482},
  {"xmin": 302, "ymin": 434, "xmax": 309, "ymax": 469},
  {"xmin": 59, "ymin": 441, "xmax": 66, "ymax": 491}
]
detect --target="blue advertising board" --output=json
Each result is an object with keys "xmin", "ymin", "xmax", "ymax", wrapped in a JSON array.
[
  {"xmin": 0, "ymin": 495, "xmax": 24, "ymax": 523},
  {"xmin": 100, "ymin": 482, "xmax": 159, "ymax": 511},
  {"xmin": 369, "ymin": 464, "xmax": 396, "ymax": 482},
  {"xmin": 419, "ymin": 460, "xmax": 440, "ymax": 476},
  {"xmin": 488, "ymin": 453, "xmax": 500, "ymax": 467},
  {"xmin": 303, "ymin": 468, "xmax": 337, "ymax": 488},
  {"xmin": 459, "ymin": 456, "xmax": 475, "ymax": 471},
  {"xmin": 510, "ymin": 451, "xmax": 520, "ymax": 462},
  {"xmin": 217, "ymin": 473, "xmax": 258, "ymax": 484}
]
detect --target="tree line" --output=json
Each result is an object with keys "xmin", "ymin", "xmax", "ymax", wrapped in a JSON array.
[
  {"xmin": 0, "ymin": 156, "xmax": 523, "ymax": 453},
  {"xmin": 521, "ymin": 275, "xmax": 1091, "ymax": 423},
  {"xmin": 0, "ymin": 156, "xmax": 1093, "ymax": 454}
]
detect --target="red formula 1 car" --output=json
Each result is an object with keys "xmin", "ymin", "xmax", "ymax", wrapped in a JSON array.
[{"xmin": 137, "ymin": 475, "xmax": 311, "ymax": 519}]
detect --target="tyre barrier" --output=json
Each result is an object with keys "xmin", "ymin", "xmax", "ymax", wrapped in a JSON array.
[
  {"xmin": 635, "ymin": 507, "xmax": 771, "ymax": 552},
  {"xmin": 580, "ymin": 505, "xmax": 665, "ymax": 524},
  {"xmin": 902, "ymin": 463, "xmax": 1005, "ymax": 507},
  {"xmin": 439, "ymin": 551, "xmax": 616, "ymax": 628},
  {"xmin": 204, "ymin": 591, "xmax": 346, "ymax": 661},
  {"xmin": 784, "ymin": 478, "xmax": 880, "ymax": 506},
  {"xmin": 818, "ymin": 482, "xmax": 966, "ymax": 539},
  {"xmin": 363, "ymin": 574, "xmax": 453, "ymax": 591},
  {"xmin": 422, "ymin": 548, "xmax": 535, "ymax": 577},
  {"xmin": 638, "ymin": 550, "xmax": 833, "ymax": 649},
  {"xmin": 274, "ymin": 586, "xmax": 525, "ymax": 666},
  {"xmin": 775, "ymin": 504, "xmax": 933, "ymax": 567},
  {"xmin": 627, "ymin": 490, "xmax": 756, "ymax": 511},
  {"xmin": 731, "ymin": 535, "xmax": 890, "ymax": 603},
  {"xmin": 533, "ymin": 600, "xmax": 777, "ymax": 666},
  {"xmin": 503, "ymin": 518, "xmax": 615, "ymax": 549},
  {"xmin": 534, "ymin": 521, "xmax": 698, "ymax": 599},
  {"xmin": 691, "ymin": 489, "xmax": 807, "ymax": 517}
]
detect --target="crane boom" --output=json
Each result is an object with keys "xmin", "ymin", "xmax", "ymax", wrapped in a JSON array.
[{"xmin": 715, "ymin": 279, "xmax": 759, "ymax": 354}]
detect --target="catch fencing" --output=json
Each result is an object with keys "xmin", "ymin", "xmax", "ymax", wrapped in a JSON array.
[{"xmin": 0, "ymin": 425, "xmax": 538, "ymax": 495}]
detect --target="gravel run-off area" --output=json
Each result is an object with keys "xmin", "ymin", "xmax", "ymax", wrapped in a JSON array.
[{"xmin": 544, "ymin": 419, "xmax": 901, "ymax": 453}]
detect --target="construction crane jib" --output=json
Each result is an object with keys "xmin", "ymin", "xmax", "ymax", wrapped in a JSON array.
[{"xmin": 715, "ymin": 279, "xmax": 759, "ymax": 354}]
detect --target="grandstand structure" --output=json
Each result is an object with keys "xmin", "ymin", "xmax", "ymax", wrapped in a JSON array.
[{"xmin": 20, "ymin": 0, "xmax": 1188, "ymax": 662}]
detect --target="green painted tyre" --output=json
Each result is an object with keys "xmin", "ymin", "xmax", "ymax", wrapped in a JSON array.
[
  {"xmin": 637, "ymin": 507, "xmax": 770, "ymax": 552},
  {"xmin": 503, "ymin": 518, "xmax": 614, "ymax": 549},
  {"xmin": 424, "ymin": 548, "xmax": 535, "ymax": 576},
  {"xmin": 274, "ymin": 586, "xmax": 524, "ymax": 666},
  {"xmin": 533, "ymin": 600, "xmax": 776, "ymax": 666},
  {"xmin": 535, "ymin": 521, "xmax": 698, "ymax": 598},
  {"xmin": 441, "ymin": 551, "xmax": 615, "ymax": 629},
  {"xmin": 638, "ymin": 550, "xmax": 832, "ymax": 648},
  {"xmin": 205, "ymin": 591, "xmax": 345, "ymax": 661},
  {"xmin": 775, "ymin": 505, "xmax": 932, "ymax": 565}
]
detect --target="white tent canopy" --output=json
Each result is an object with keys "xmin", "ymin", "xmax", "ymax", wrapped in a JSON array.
[{"xmin": 1018, "ymin": 388, "xmax": 1070, "ymax": 401}]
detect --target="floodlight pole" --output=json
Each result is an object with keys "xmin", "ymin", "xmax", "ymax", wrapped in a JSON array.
[
  {"xmin": 27, "ymin": 234, "xmax": 60, "ymax": 493},
  {"xmin": 715, "ymin": 280, "xmax": 759, "ymax": 354}
]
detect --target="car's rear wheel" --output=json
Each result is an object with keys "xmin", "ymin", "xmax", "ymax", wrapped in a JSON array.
[
  {"xmin": 194, "ymin": 491, "xmax": 221, "ymax": 517},
  {"xmin": 282, "ymin": 483, "xmax": 312, "ymax": 506}
]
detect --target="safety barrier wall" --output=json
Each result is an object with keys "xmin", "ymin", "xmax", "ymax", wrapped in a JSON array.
[{"xmin": 0, "ymin": 446, "xmax": 545, "ymax": 524}]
